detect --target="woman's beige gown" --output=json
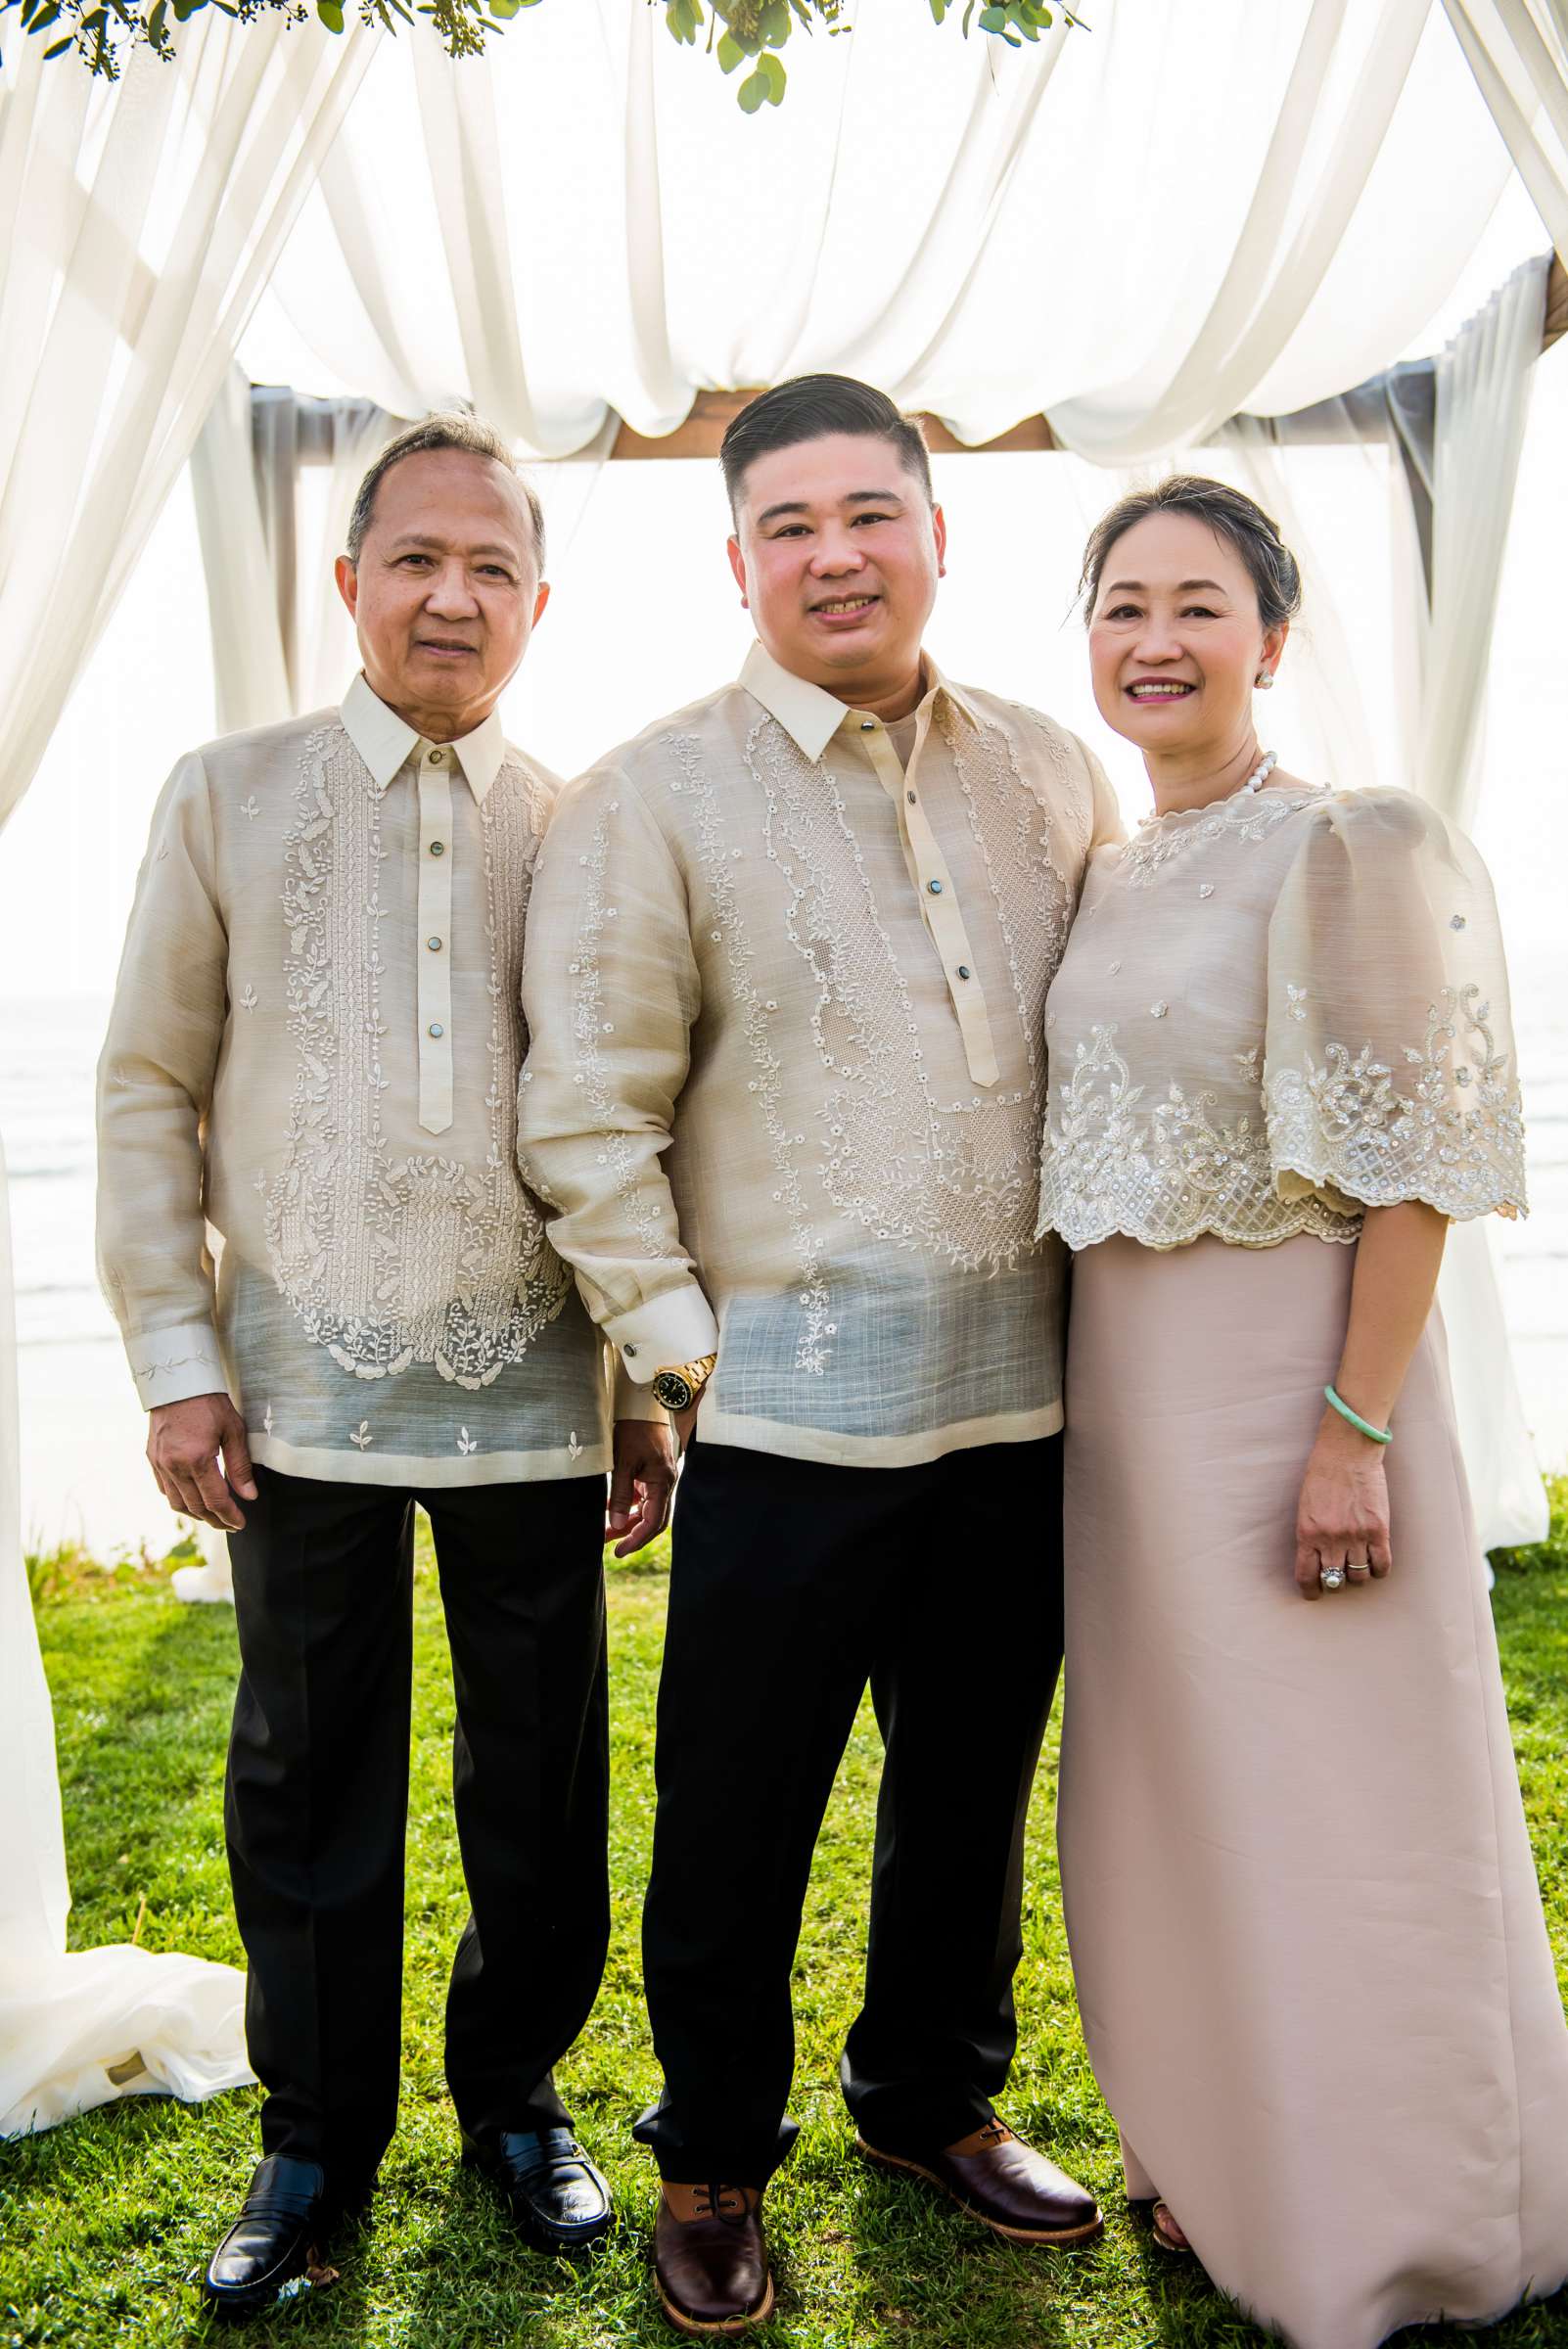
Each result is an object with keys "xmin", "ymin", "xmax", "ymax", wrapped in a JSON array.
[{"xmin": 1038, "ymin": 781, "xmax": 1568, "ymax": 2349}]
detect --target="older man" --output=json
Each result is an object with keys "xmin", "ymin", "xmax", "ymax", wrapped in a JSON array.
[
  {"xmin": 97, "ymin": 415, "xmax": 674, "ymax": 2314},
  {"xmin": 519, "ymin": 376, "xmax": 1123, "ymax": 2335}
]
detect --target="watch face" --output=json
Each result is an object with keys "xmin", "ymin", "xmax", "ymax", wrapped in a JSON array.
[{"xmin": 652, "ymin": 1370, "xmax": 696, "ymax": 1413}]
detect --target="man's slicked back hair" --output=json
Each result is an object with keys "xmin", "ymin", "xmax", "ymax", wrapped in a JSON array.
[
  {"xmin": 346, "ymin": 411, "xmax": 546, "ymax": 571},
  {"xmin": 720, "ymin": 375, "xmax": 934, "ymax": 518}
]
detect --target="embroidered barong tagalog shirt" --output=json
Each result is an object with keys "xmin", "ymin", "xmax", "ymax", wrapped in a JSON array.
[
  {"xmin": 518, "ymin": 643, "xmax": 1125, "ymax": 1468},
  {"xmin": 1037, "ymin": 782, "xmax": 1527, "ymax": 1254},
  {"xmin": 97, "ymin": 675, "xmax": 638, "ymax": 1488}
]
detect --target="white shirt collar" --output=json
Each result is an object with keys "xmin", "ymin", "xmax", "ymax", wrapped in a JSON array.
[
  {"xmin": 340, "ymin": 672, "xmax": 506, "ymax": 804},
  {"xmin": 738, "ymin": 640, "xmax": 981, "ymax": 763}
]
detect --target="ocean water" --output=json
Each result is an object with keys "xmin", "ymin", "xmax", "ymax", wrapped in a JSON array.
[{"xmin": 4, "ymin": 992, "xmax": 1566, "ymax": 1557}]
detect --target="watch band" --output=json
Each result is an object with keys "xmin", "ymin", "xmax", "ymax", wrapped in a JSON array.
[{"xmin": 650, "ymin": 1352, "xmax": 718, "ymax": 1413}]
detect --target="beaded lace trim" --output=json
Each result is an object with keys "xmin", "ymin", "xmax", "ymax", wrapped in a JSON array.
[{"xmin": 264, "ymin": 724, "xmax": 571, "ymax": 1387}]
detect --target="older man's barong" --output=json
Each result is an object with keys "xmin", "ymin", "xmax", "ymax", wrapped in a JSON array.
[
  {"xmin": 1038, "ymin": 782, "xmax": 1568, "ymax": 2349},
  {"xmin": 518, "ymin": 641, "xmax": 1124, "ymax": 1466},
  {"xmin": 97, "ymin": 673, "xmax": 650, "ymax": 1484},
  {"xmin": 96, "ymin": 669, "xmax": 647, "ymax": 2208}
]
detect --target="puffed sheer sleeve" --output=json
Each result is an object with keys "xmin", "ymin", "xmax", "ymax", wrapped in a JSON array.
[{"xmin": 1264, "ymin": 789, "xmax": 1526, "ymax": 1223}]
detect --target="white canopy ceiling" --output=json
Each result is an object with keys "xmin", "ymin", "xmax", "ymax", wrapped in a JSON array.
[{"xmin": 240, "ymin": 0, "xmax": 1524, "ymax": 456}]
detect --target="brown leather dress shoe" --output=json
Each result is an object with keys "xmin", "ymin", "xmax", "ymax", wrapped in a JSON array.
[
  {"xmin": 654, "ymin": 2184, "xmax": 774, "ymax": 2336},
  {"xmin": 855, "ymin": 2119, "xmax": 1103, "ymax": 2246}
]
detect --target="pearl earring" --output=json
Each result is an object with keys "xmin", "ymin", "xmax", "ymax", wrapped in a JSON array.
[{"xmin": 1255, "ymin": 669, "xmax": 1274, "ymax": 690}]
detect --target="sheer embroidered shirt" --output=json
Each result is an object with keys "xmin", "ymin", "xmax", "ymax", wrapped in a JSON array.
[
  {"xmin": 1037, "ymin": 781, "xmax": 1526, "ymax": 1254},
  {"xmin": 518, "ymin": 643, "xmax": 1124, "ymax": 1468},
  {"xmin": 96, "ymin": 674, "xmax": 649, "ymax": 1488}
]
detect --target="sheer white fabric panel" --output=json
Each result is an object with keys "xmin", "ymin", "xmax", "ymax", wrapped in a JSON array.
[
  {"xmin": 0, "ymin": 14, "xmax": 375, "ymax": 2131},
  {"xmin": 1444, "ymin": 0, "xmax": 1568, "ymax": 251},
  {"xmin": 192, "ymin": 372, "xmax": 392, "ymax": 731},
  {"xmin": 0, "ymin": 1130, "xmax": 254, "ymax": 2136},
  {"xmin": 243, "ymin": 3, "xmax": 1516, "ymax": 454},
  {"xmin": 1420, "ymin": 252, "xmax": 1549, "ymax": 828},
  {"xmin": 0, "ymin": 16, "xmax": 379, "ymax": 821}
]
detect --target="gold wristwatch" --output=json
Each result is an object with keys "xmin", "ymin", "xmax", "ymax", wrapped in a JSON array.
[{"xmin": 650, "ymin": 1352, "xmax": 717, "ymax": 1413}]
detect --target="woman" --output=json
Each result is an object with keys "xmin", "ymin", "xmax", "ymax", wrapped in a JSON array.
[{"xmin": 1038, "ymin": 476, "xmax": 1568, "ymax": 2348}]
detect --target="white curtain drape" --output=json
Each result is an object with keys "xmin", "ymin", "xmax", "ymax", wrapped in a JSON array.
[
  {"xmin": 1443, "ymin": 0, "xmax": 1568, "ymax": 252},
  {"xmin": 0, "ymin": 13, "xmax": 377, "ymax": 2132},
  {"xmin": 241, "ymin": 1, "xmax": 1518, "ymax": 455},
  {"xmin": 1220, "ymin": 262, "xmax": 1551, "ymax": 1548},
  {"xmin": 191, "ymin": 371, "xmax": 392, "ymax": 734}
]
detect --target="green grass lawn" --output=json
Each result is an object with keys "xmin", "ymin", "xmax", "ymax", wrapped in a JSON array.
[{"xmin": 5, "ymin": 1496, "xmax": 1568, "ymax": 2349}]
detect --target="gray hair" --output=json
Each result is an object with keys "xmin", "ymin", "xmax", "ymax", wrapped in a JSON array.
[
  {"xmin": 345, "ymin": 412, "xmax": 546, "ymax": 572},
  {"xmin": 1079, "ymin": 474, "xmax": 1302, "ymax": 632}
]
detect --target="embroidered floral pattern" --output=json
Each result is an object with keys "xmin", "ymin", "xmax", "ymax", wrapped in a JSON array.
[
  {"xmin": 751, "ymin": 716, "xmax": 1045, "ymax": 1278},
  {"xmin": 1038, "ymin": 1025, "xmax": 1356, "ymax": 1251},
  {"xmin": 264, "ymin": 725, "xmax": 570, "ymax": 1389},
  {"xmin": 684, "ymin": 724, "xmax": 836, "ymax": 1375},
  {"xmin": 1119, "ymin": 782, "xmax": 1323, "ymax": 887},
  {"xmin": 1267, "ymin": 984, "xmax": 1526, "ymax": 1221}
]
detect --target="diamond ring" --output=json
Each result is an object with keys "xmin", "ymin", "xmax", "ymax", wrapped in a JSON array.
[{"xmin": 1319, "ymin": 1565, "xmax": 1346, "ymax": 1591}]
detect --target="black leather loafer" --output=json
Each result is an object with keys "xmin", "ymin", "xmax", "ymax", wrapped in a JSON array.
[
  {"xmin": 462, "ymin": 2126, "xmax": 613, "ymax": 2250},
  {"xmin": 203, "ymin": 2155, "xmax": 339, "ymax": 2317}
]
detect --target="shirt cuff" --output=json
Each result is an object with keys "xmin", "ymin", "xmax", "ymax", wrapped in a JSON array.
[
  {"xmin": 612, "ymin": 1358, "xmax": 669, "ymax": 1423},
  {"xmin": 126, "ymin": 1320, "xmax": 229, "ymax": 1410},
  {"xmin": 604, "ymin": 1285, "xmax": 720, "ymax": 1383}
]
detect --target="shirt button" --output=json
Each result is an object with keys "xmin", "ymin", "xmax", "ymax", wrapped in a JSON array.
[
  {"xmin": 927, "ymin": 879, "xmax": 944, "ymax": 895},
  {"xmin": 429, "ymin": 748, "xmax": 444, "ymax": 763},
  {"xmin": 624, "ymin": 1344, "xmax": 638, "ymax": 1359},
  {"xmin": 428, "ymin": 1022, "xmax": 444, "ymax": 1037},
  {"xmin": 957, "ymin": 965, "xmax": 972, "ymax": 981},
  {"xmin": 427, "ymin": 937, "xmax": 442, "ymax": 951},
  {"xmin": 860, "ymin": 718, "xmax": 876, "ymax": 731},
  {"xmin": 906, "ymin": 791, "xmax": 916, "ymax": 805},
  {"xmin": 430, "ymin": 841, "xmax": 445, "ymax": 856}
]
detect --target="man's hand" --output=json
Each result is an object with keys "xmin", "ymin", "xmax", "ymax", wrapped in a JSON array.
[
  {"xmin": 607, "ymin": 1417, "xmax": 678, "ymax": 1559},
  {"xmin": 147, "ymin": 1393, "xmax": 257, "ymax": 1532}
]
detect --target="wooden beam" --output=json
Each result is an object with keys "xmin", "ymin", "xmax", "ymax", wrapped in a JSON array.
[
  {"xmin": 1545, "ymin": 251, "xmax": 1567, "ymax": 351},
  {"xmin": 609, "ymin": 386, "xmax": 1057, "ymax": 459}
]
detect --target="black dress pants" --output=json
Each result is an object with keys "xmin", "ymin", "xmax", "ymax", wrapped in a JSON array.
[
  {"xmin": 225, "ymin": 1463, "xmax": 609, "ymax": 2182},
  {"xmin": 634, "ymin": 1434, "xmax": 1063, "ymax": 2184}
]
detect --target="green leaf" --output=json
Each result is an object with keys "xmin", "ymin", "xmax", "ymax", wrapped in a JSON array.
[
  {"xmin": 488, "ymin": 0, "xmax": 522, "ymax": 17},
  {"xmin": 977, "ymin": 4, "xmax": 1007, "ymax": 26},
  {"xmin": 758, "ymin": 46, "xmax": 785, "ymax": 98},
  {"xmin": 760, "ymin": 0, "xmax": 788, "ymax": 43},
  {"xmin": 716, "ymin": 27, "xmax": 743, "ymax": 69},
  {"xmin": 1004, "ymin": 2, "xmax": 1039, "ymax": 38},
  {"xmin": 737, "ymin": 65, "xmax": 767, "ymax": 111},
  {"xmin": 20, "ymin": 0, "xmax": 39, "ymax": 32},
  {"xmin": 315, "ymin": 0, "xmax": 344, "ymax": 28},
  {"xmin": 144, "ymin": 0, "xmax": 165, "ymax": 36},
  {"xmin": 928, "ymin": 0, "xmax": 948, "ymax": 18},
  {"xmin": 42, "ymin": 27, "xmax": 74, "ymax": 51}
]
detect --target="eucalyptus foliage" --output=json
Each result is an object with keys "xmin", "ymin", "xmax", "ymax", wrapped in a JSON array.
[{"xmin": 2, "ymin": 0, "xmax": 1084, "ymax": 98}]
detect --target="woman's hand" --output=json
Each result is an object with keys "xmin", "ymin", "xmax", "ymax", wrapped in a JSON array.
[{"xmin": 1293, "ymin": 1407, "xmax": 1393, "ymax": 1601}]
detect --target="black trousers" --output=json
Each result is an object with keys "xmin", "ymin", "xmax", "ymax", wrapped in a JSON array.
[
  {"xmin": 634, "ymin": 1434, "xmax": 1064, "ymax": 2184},
  {"xmin": 225, "ymin": 1463, "xmax": 610, "ymax": 2182}
]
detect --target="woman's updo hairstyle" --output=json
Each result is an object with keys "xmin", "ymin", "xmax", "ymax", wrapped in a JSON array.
[{"xmin": 1078, "ymin": 475, "xmax": 1304, "ymax": 632}]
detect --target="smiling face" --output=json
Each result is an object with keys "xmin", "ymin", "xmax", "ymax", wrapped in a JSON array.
[
  {"xmin": 726, "ymin": 432, "xmax": 945, "ymax": 712},
  {"xmin": 1087, "ymin": 509, "xmax": 1285, "ymax": 760},
  {"xmin": 334, "ymin": 447, "xmax": 548, "ymax": 741}
]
